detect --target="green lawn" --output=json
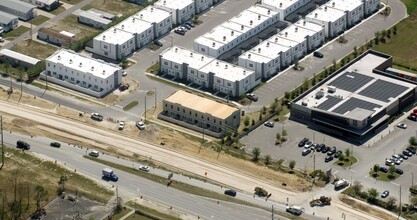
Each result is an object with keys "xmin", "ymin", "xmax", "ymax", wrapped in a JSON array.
[
  {"xmin": 2, "ymin": 26, "xmax": 30, "ymax": 39},
  {"xmin": 123, "ymin": 101, "xmax": 139, "ymax": 111},
  {"xmin": 125, "ymin": 202, "xmax": 181, "ymax": 220},
  {"xmin": 31, "ymin": 15, "xmax": 50, "ymax": 26},
  {"xmin": 50, "ymin": 5, "xmax": 66, "ymax": 15},
  {"xmin": 369, "ymin": 170, "xmax": 400, "ymax": 181},
  {"xmin": 333, "ymin": 156, "xmax": 358, "ymax": 167},
  {"xmin": 401, "ymin": 0, "xmax": 417, "ymax": 14}
]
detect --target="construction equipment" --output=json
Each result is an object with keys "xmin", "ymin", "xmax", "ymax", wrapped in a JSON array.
[
  {"xmin": 310, "ymin": 196, "xmax": 332, "ymax": 207},
  {"xmin": 254, "ymin": 187, "xmax": 268, "ymax": 197}
]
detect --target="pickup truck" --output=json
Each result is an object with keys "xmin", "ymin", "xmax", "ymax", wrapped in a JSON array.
[
  {"xmin": 102, "ymin": 168, "xmax": 118, "ymax": 181},
  {"xmin": 16, "ymin": 140, "xmax": 30, "ymax": 150}
]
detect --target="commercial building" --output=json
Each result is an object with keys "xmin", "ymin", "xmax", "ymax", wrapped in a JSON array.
[
  {"xmin": 305, "ymin": 5, "xmax": 346, "ymax": 38},
  {"xmin": 261, "ymin": 0, "xmax": 312, "ymax": 20},
  {"xmin": 20, "ymin": 0, "xmax": 59, "ymax": 11},
  {"xmin": 0, "ymin": 49, "xmax": 40, "ymax": 69},
  {"xmin": 0, "ymin": 0, "xmax": 36, "ymax": 21},
  {"xmin": 115, "ymin": 16, "xmax": 154, "ymax": 49},
  {"xmin": 159, "ymin": 90, "xmax": 241, "ymax": 137},
  {"xmin": 135, "ymin": 6, "xmax": 172, "ymax": 38},
  {"xmin": 154, "ymin": 0, "xmax": 194, "ymax": 25},
  {"xmin": 364, "ymin": 0, "xmax": 380, "ymax": 17},
  {"xmin": 194, "ymin": 4, "xmax": 279, "ymax": 58},
  {"xmin": 42, "ymin": 49, "xmax": 122, "ymax": 97},
  {"xmin": 291, "ymin": 50, "xmax": 417, "ymax": 141},
  {"xmin": 89, "ymin": 28, "xmax": 135, "ymax": 61},
  {"xmin": 77, "ymin": 10, "xmax": 112, "ymax": 29},
  {"xmin": 160, "ymin": 46, "xmax": 258, "ymax": 97},
  {"xmin": 37, "ymin": 28, "xmax": 78, "ymax": 47},
  {"xmin": 0, "ymin": 11, "xmax": 18, "ymax": 32},
  {"xmin": 325, "ymin": 0, "xmax": 364, "ymax": 27},
  {"xmin": 195, "ymin": 0, "xmax": 213, "ymax": 14}
]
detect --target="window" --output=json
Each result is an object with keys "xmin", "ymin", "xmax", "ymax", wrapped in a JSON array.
[
  {"xmin": 183, "ymin": 109, "xmax": 185, "ymax": 113},
  {"xmin": 122, "ymin": 45, "xmax": 126, "ymax": 49},
  {"xmin": 71, "ymin": 77, "xmax": 74, "ymax": 81},
  {"xmin": 104, "ymin": 45, "xmax": 107, "ymax": 49},
  {"xmin": 201, "ymin": 48, "xmax": 205, "ymax": 52},
  {"xmin": 47, "ymin": 63, "xmax": 50, "ymax": 67},
  {"xmin": 191, "ymin": 70, "xmax": 194, "ymax": 74},
  {"xmin": 200, "ymin": 74, "xmax": 204, "ymax": 78},
  {"xmin": 171, "ymin": 105, "xmax": 173, "ymax": 109},
  {"xmin": 227, "ymin": 82, "xmax": 231, "ymax": 86},
  {"xmin": 164, "ymin": 61, "xmax": 168, "ymax": 65},
  {"xmin": 249, "ymin": 63, "xmax": 253, "ymax": 68},
  {"xmin": 217, "ymin": 79, "xmax": 221, "ymax": 83},
  {"xmin": 174, "ymin": 65, "xmax": 178, "ymax": 69},
  {"xmin": 177, "ymin": 107, "xmax": 179, "ymax": 111},
  {"xmin": 160, "ymin": 23, "xmax": 163, "ymax": 27},
  {"xmin": 64, "ymin": 75, "xmax": 68, "ymax": 79}
]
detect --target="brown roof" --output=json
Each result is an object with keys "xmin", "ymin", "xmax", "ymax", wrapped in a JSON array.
[
  {"xmin": 165, "ymin": 90, "xmax": 239, "ymax": 120},
  {"xmin": 38, "ymin": 27, "xmax": 77, "ymax": 43}
]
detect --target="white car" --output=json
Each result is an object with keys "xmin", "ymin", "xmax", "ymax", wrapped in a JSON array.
[
  {"xmin": 397, "ymin": 123, "xmax": 407, "ymax": 129},
  {"xmin": 122, "ymin": 71, "xmax": 127, "ymax": 77},
  {"xmin": 0, "ymin": 37, "xmax": 4, "ymax": 43},
  {"xmin": 139, "ymin": 165, "xmax": 150, "ymax": 172},
  {"xmin": 136, "ymin": 121, "xmax": 145, "ymax": 130},
  {"xmin": 118, "ymin": 121, "xmax": 125, "ymax": 130}
]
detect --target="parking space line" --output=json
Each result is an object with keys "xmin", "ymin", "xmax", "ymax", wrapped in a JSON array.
[{"xmin": 390, "ymin": 182, "xmax": 400, "ymax": 186}]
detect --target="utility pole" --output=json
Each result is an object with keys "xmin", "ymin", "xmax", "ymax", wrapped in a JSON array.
[
  {"xmin": 412, "ymin": 172, "xmax": 414, "ymax": 187},
  {"xmin": 313, "ymin": 154, "xmax": 316, "ymax": 171},
  {"xmin": 271, "ymin": 205, "xmax": 274, "ymax": 220},
  {"xmin": 0, "ymin": 116, "xmax": 3, "ymax": 170},
  {"xmin": 398, "ymin": 185, "xmax": 401, "ymax": 219},
  {"xmin": 154, "ymin": 88, "xmax": 157, "ymax": 110},
  {"xmin": 198, "ymin": 127, "xmax": 205, "ymax": 154},
  {"xmin": 144, "ymin": 96, "xmax": 147, "ymax": 123}
]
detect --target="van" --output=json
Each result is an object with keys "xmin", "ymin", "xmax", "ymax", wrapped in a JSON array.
[
  {"xmin": 89, "ymin": 150, "xmax": 99, "ymax": 157},
  {"xmin": 224, "ymin": 189, "xmax": 237, "ymax": 197},
  {"xmin": 286, "ymin": 206, "xmax": 304, "ymax": 215},
  {"xmin": 16, "ymin": 140, "xmax": 30, "ymax": 150}
]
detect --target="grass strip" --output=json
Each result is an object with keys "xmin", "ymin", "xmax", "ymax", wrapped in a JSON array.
[{"xmin": 123, "ymin": 101, "xmax": 138, "ymax": 111}]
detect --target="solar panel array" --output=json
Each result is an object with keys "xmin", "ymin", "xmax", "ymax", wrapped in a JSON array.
[
  {"xmin": 332, "ymin": 97, "xmax": 382, "ymax": 115},
  {"xmin": 316, "ymin": 96, "xmax": 343, "ymax": 111},
  {"xmin": 329, "ymin": 72, "xmax": 374, "ymax": 92},
  {"xmin": 358, "ymin": 79, "xmax": 409, "ymax": 103}
]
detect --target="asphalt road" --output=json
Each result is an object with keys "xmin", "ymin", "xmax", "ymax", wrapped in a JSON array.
[{"xmin": 2, "ymin": 132, "xmax": 296, "ymax": 220}]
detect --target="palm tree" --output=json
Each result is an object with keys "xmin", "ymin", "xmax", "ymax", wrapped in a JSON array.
[
  {"xmin": 265, "ymin": 155, "xmax": 271, "ymax": 165},
  {"xmin": 252, "ymin": 147, "xmax": 261, "ymax": 162},
  {"xmin": 367, "ymin": 188, "xmax": 378, "ymax": 203},
  {"xmin": 34, "ymin": 185, "xmax": 48, "ymax": 212},
  {"xmin": 289, "ymin": 160, "xmax": 296, "ymax": 170},
  {"xmin": 388, "ymin": 165, "xmax": 396, "ymax": 177}
]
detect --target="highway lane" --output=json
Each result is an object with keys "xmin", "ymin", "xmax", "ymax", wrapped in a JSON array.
[{"xmin": 2, "ymin": 132, "xmax": 285, "ymax": 220}]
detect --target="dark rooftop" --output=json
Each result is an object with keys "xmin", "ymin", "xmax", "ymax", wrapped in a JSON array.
[
  {"xmin": 332, "ymin": 97, "xmax": 382, "ymax": 115},
  {"xmin": 329, "ymin": 72, "xmax": 374, "ymax": 93},
  {"xmin": 358, "ymin": 79, "xmax": 409, "ymax": 103}
]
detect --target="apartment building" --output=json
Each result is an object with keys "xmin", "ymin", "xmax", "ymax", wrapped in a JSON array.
[
  {"xmin": 115, "ymin": 16, "xmax": 154, "ymax": 49},
  {"xmin": 261, "ymin": 0, "xmax": 311, "ymax": 20},
  {"xmin": 135, "ymin": 6, "xmax": 172, "ymax": 38},
  {"xmin": 90, "ymin": 28, "xmax": 135, "ymax": 60},
  {"xmin": 154, "ymin": 0, "xmax": 194, "ymax": 25},
  {"xmin": 326, "ymin": 0, "xmax": 364, "ymax": 27},
  {"xmin": 195, "ymin": 0, "xmax": 213, "ymax": 14},
  {"xmin": 364, "ymin": 0, "xmax": 380, "ymax": 17},
  {"xmin": 293, "ymin": 19, "xmax": 325, "ymax": 51},
  {"xmin": 305, "ymin": 6, "xmax": 347, "ymax": 38},
  {"xmin": 43, "ymin": 49, "xmax": 122, "ymax": 97}
]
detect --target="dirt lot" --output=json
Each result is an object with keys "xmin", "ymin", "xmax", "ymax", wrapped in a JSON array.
[
  {"xmin": 82, "ymin": 0, "xmax": 144, "ymax": 16},
  {"xmin": 55, "ymin": 15, "xmax": 99, "ymax": 39},
  {"xmin": 338, "ymin": 195, "xmax": 396, "ymax": 220},
  {"xmin": 11, "ymin": 39, "xmax": 58, "ymax": 60}
]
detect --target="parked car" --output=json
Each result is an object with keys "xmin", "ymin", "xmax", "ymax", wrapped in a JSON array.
[
  {"xmin": 119, "ymin": 83, "xmax": 130, "ymax": 91},
  {"xmin": 327, "ymin": 147, "xmax": 337, "ymax": 156},
  {"xmin": 118, "ymin": 121, "xmax": 125, "ymax": 130},
  {"xmin": 16, "ymin": 140, "xmax": 30, "ymax": 150},
  {"xmin": 174, "ymin": 28, "xmax": 185, "ymax": 35},
  {"xmin": 50, "ymin": 142, "xmax": 61, "ymax": 148},
  {"xmin": 392, "ymin": 154, "xmax": 403, "ymax": 162},
  {"xmin": 397, "ymin": 123, "xmax": 407, "ymax": 129},
  {"xmin": 334, "ymin": 150, "xmax": 342, "ymax": 158},
  {"xmin": 154, "ymin": 40, "xmax": 163, "ymax": 47},
  {"xmin": 400, "ymin": 154, "xmax": 408, "ymax": 160},
  {"xmin": 325, "ymin": 156, "xmax": 334, "ymax": 162},
  {"xmin": 185, "ymin": 21, "xmax": 195, "ymax": 27},
  {"xmin": 264, "ymin": 121, "xmax": 274, "ymax": 127},
  {"xmin": 381, "ymin": 190, "xmax": 389, "ymax": 198},
  {"xmin": 122, "ymin": 71, "xmax": 127, "ymax": 77},
  {"xmin": 313, "ymin": 51, "xmax": 324, "ymax": 58},
  {"xmin": 298, "ymin": 140, "xmax": 306, "ymax": 147},
  {"xmin": 136, "ymin": 121, "xmax": 146, "ymax": 130},
  {"xmin": 139, "ymin": 165, "xmax": 150, "ymax": 172},
  {"xmin": 396, "ymin": 168, "xmax": 404, "ymax": 175},
  {"xmin": 304, "ymin": 141, "xmax": 312, "ymax": 149},
  {"xmin": 89, "ymin": 150, "xmax": 99, "ymax": 157},
  {"xmin": 407, "ymin": 147, "xmax": 416, "ymax": 154},
  {"xmin": 224, "ymin": 189, "xmax": 237, "ymax": 197},
  {"xmin": 403, "ymin": 150, "xmax": 413, "ymax": 157},
  {"xmin": 379, "ymin": 167, "xmax": 388, "ymax": 173},
  {"xmin": 246, "ymin": 93, "xmax": 258, "ymax": 101},
  {"xmin": 315, "ymin": 144, "xmax": 324, "ymax": 152},
  {"xmin": 91, "ymin": 113, "xmax": 103, "ymax": 121},
  {"xmin": 385, "ymin": 159, "xmax": 394, "ymax": 166},
  {"xmin": 302, "ymin": 149, "xmax": 311, "ymax": 156},
  {"xmin": 322, "ymin": 146, "xmax": 330, "ymax": 153},
  {"xmin": 408, "ymin": 115, "xmax": 417, "ymax": 121},
  {"xmin": 183, "ymin": 24, "xmax": 192, "ymax": 30},
  {"xmin": 0, "ymin": 37, "xmax": 4, "ymax": 43}
]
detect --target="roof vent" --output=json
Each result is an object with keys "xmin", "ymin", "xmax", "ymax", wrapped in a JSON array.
[
  {"xmin": 113, "ymin": 28, "xmax": 117, "ymax": 33},
  {"xmin": 225, "ymin": 64, "xmax": 228, "ymax": 69},
  {"xmin": 324, "ymin": 6, "xmax": 327, "ymax": 11},
  {"xmin": 231, "ymin": 30, "xmax": 234, "ymax": 36},
  {"xmin": 216, "ymin": 61, "xmax": 219, "ymax": 66},
  {"xmin": 57, "ymin": 55, "xmax": 61, "ymax": 60},
  {"xmin": 241, "ymin": 25, "xmax": 244, "ymax": 30},
  {"xmin": 303, "ymin": 20, "xmax": 306, "ymax": 25},
  {"xmin": 121, "ymin": 24, "xmax": 125, "ymax": 29},
  {"xmin": 266, "ymin": 42, "xmax": 270, "ymax": 47},
  {"xmin": 279, "ymin": 2, "xmax": 282, "ymax": 7},
  {"xmin": 103, "ymin": 35, "xmax": 106, "ymax": 40},
  {"xmin": 267, "ymin": 9, "xmax": 270, "ymax": 15},
  {"xmin": 315, "ymin": 13, "xmax": 318, "ymax": 18},
  {"xmin": 332, "ymin": 2, "xmax": 335, "ymax": 7},
  {"xmin": 201, "ymin": 56, "xmax": 204, "ymax": 61},
  {"xmin": 151, "ymin": 7, "xmax": 153, "ymax": 12},
  {"xmin": 132, "ymin": 17, "xmax": 135, "ymax": 22},
  {"xmin": 163, "ymin": 0, "xmax": 166, "ymax": 5},
  {"xmin": 79, "ymin": 62, "xmax": 82, "ymax": 67},
  {"xmin": 295, "ymin": 27, "xmax": 298, "ymax": 32},
  {"xmin": 248, "ymin": 54, "xmax": 251, "ymax": 59},
  {"xmin": 190, "ymin": 52, "xmax": 193, "ymax": 57},
  {"xmin": 102, "ymin": 70, "xmax": 106, "ymax": 75},
  {"xmin": 250, "ymin": 20, "xmax": 253, "ymax": 25},
  {"xmin": 258, "ymin": 48, "xmax": 261, "ymax": 53},
  {"xmin": 175, "ymin": 47, "xmax": 178, "ymax": 52},
  {"xmin": 275, "ymin": 37, "xmax": 278, "ymax": 42},
  {"xmin": 212, "ymin": 42, "xmax": 216, "ymax": 47},
  {"xmin": 285, "ymin": 32, "xmax": 288, "ymax": 36},
  {"xmin": 223, "ymin": 36, "xmax": 226, "ymax": 41},
  {"xmin": 243, "ymin": 70, "xmax": 246, "ymax": 75},
  {"xmin": 91, "ymin": 66, "xmax": 94, "ymax": 71},
  {"xmin": 140, "ymin": 14, "xmax": 143, "ymax": 19},
  {"xmin": 258, "ymin": 15, "xmax": 261, "ymax": 20},
  {"xmin": 69, "ymin": 59, "xmax": 73, "ymax": 64}
]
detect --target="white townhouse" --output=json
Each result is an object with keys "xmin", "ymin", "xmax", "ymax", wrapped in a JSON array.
[
  {"xmin": 363, "ymin": 0, "xmax": 380, "ymax": 17},
  {"xmin": 194, "ymin": 0, "xmax": 213, "ymax": 14},
  {"xmin": 326, "ymin": 0, "xmax": 364, "ymax": 27},
  {"xmin": 160, "ymin": 46, "xmax": 258, "ymax": 97},
  {"xmin": 194, "ymin": 4, "xmax": 279, "ymax": 58},
  {"xmin": 115, "ymin": 16, "xmax": 154, "ymax": 49},
  {"xmin": 43, "ymin": 49, "xmax": 122, "ymax": 97},
  {"xmin": 276, "ymin": 26, "xmax": 308, "ymax": 57},
  {"xmin": 274, "ymin": 35, "xmax": 305, "ymax": 62},
  {"xmin": 261, "ymin": 0, "xmax": 312, "ymax": 20},
  {"xmin": 135, "ymin": 6, "xmax": 172, "ymax": 38},
  {"xmin": 154, "ymin": 0, "xmax": 194, "ymax": 25},
  {"xmin": 293, "ymin": 19, "xmax": 325, "ymax": 51},
  {"xmin": 91, "ymin": 28, "xmax": 135, "ymax": 60},
  {"xmin": 203, "ymin": 60, "xmax": 258, "ymax": 97},
  {"xmin": 305, "ymin": 6, "xmax": 347, "ymax": 38}
]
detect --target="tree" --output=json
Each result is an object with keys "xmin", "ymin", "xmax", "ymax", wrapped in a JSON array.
[
  {"xmin": 352, "ymin": 181, "xmax": 363, "ymax": 195},
  {"xmin": 270, "ymin": 102, "xmax": 278, "ymax": 113},
  {"xmin": 345, "ymin": 148, "xmax": 350, "ymax": 158},
  {"xmin": 226, "ymin": 130, "xmax": 233, "ymax": 141},
  {"xmin": 302, "ymin": 78, "xmax": 309, "ymax": 91},
  {"xmin": 284, "ymin": 91, "xmax": 290, "ymax": 100},
  {"xmin": 265, "ymin": 155, "xmax": 272, "ymax": 165},
  {"xmin": 332, "ymin": 59, "xmax": 337, "ymax": 73},
  {"xmin": 338, "ymin": 154, "xmax": 345, "ymax": 162},
  {"xmin": 312, "ymin": 73, "xmax": 317, "ymax": 86},
  {"xmin": 386, "ymin": 197, "xmax": 397, "ymax": 210},
  {"xmin": 374, "ymin": 31, "xmax": 380, "ymax": 45},
  {"xmin": 259, "ymin": 113, "xmax": 263, "ymax": 121},
  {"xmin": 282, "ymin": 129, "xmax": 287, "ymax": 137},
  {"xmin": 387, "ymin": 29, "xmax": 392, "ymax": 38},
  {"xmin": 58, "ymin": 174, "xmax": 68, "ymax": 195},
  {"xmin": 409, "ymin": 136, "xmax": 417, "ymax": 146},
  {"xmin": 262, "ymin": 106, "xmax": 267, "ymax": 115},
  {"xmin": 353, "ymin": 46, "xmax": 358, "ymax": 58},
  {"xmin": 373, "ymin": 164, "xmax": 380, "ymax": 173},
  {"xmin": 367, "ymin": 188, "xmax": 378, "ymax": 203},
  {"xmin": 276, "ymin": 133, "xmax": 281, "ymax": 140},
  {"xmin": 411, "ymin": 196, "xmax": 417, "ymax": 206},
  {"xmin": 252, "ymin": 147, "xmax": 261, "ymax": 162},
  {"xmin": 388, "ymin": 165, "xmax": 396, "ymax": 177},
  {"xmin": 244, "ymin": 116, "xmax": 250, "ymax": 127},
  {"xmin": 340, "ymin": 58, "xmax": 346, "ymax": 67},
  {"xmin": 393, "ymin": 25, "xmax": 397, "ymax": 35},
  {"xmin": 289, "ymin": 160, "xmax": 296, "ymax": 170},
  {"xmin": 251, "ymin": 119, "xmax": 255, "ymax": 126},
  {"xmin": 34, "ymin": 185, "xmax": 48, "ymax": 212},
  {"xmin": 293, "ymin": 58, "xmax": 299, "ymax": 70}
]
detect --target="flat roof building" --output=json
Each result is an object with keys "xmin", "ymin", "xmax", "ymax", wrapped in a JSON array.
[
  {"xmin": 135, "ymin": 6, "xmax": 172, "ymax": 38},
  {"xmin": 159, "ymin": 90, "xmax": 241, "ymax": 137},
  {"xmin": 325, "ymin": 0, "xmax": 364, "ymax": 27},
  {"xmin": 91, "ymin": 28, "xmax": 135, "ymax": 60},
  {"xmin": 364, "ymin": 0, "xmax": 380, "ymax": 17},
  {"xmin": 77, "ymin": 10, "xmax": 112, "ymax": 29},
  {"xmin": 194, "ymin": 4, "xmax": 279, "ymax": 58},
  {"xmin": 0, "ymin": 11, "xmax": 18, "ymax": 32},
  {"xmin": 42, "ymin": 49, "xmax": 123, "ymax": 97},
  {"xmin": 261, "ymin": 0, "xmax": 312, "ymax": 20},
  {"xmin": 195, "ymin": 0, "xmax": 214, "ymax": 14},
  {"xmin": 160, "ymin": 46, "xmax": 259, "ymax": 97},
  {"xmin": 305, "ymin": 6, "xmax": 347, "ymax": 38},
  {"xmin": 0, "ymin": 0, "xmax": 36, "ymax": 21},
  {"xmin": 154, "ymin": 0, "xmax": 194, "ymax": 25},
  {"xmin": 115, "ymin": 16, "xmax": 154, "ymax": 49},
  {"xmin": 291, "ymin": 50, "xmax": 417, "ymax": 141}
]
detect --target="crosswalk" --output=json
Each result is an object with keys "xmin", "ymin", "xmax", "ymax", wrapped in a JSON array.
[{"xmin": 108, "ymin": 105, "xmax": 141, "ymax": 119}]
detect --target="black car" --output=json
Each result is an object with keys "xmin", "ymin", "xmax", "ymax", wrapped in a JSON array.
[
  {"xmin": 154, "ymin": 40, "xmax": 163, "ymax": 47},
  {"xmin": 298, "ymin": 140, "xmax": 306, "ymax": 147},
  {"xmin": 313, "ymin": 51, "xmax": 324, "ymax": 58},
  {"xmin": 16, "ymin": 140, "xmax": 30, "ymax": 150},
  {"xmin": 302, "ymin": 149, "xmax": 311, "ymax": 156},
  {"xmin": 396, "ymin": 168, "xmax": 404, "ymax": 175},
  {"xmin": 334, "ymin": 150, "xmax": 342, "ymax": 158},
  {"xmin": 185, "ymin": 21, "xmax": 195, "ymax": 27},
  {"xmin": 315, "ymin": 144, "xmax": 324, "ymax": 152},
  {"xmin": 50, "ymin": 142, "xmax": 61, "ymax": 148},
  {"xmin": 327, "ymin": 147, "xmax": 337, "ymax": 156},
  {"xmin": 182, "ymin": 24, "xmax": 191, "ymax": 30},
  {"xmin": 407, "ymin": 147, "xmax": 416, "ymax": 154},
  {"xmin": 408, "ymin": 115, "xmax": 417, "ymax": 121},
  {"xmin": 325, "ymin": 156, "xmax": 334, "ymax": 162},
  {"xmin": 224, "ymin": 189, "xmax": 237, "ymax": 197},
  {"xmin": 403, "ymin": 150, "xmax": 413, "ymax": 157},
  {"xmin": 379, "ymin": 167, "xmax": 388, "ymax": 173},
  {"xmin": 246, "ymin": 93, "xmax": 258, "ymax": 101},
  {"xmin": 322, "ymin": 146, "xmax": 330, "ymax": 153}
]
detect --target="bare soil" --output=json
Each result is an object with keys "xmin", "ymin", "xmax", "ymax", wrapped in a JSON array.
[{"xmin": 338, "ymin": 195, "xmax": 396, "ymax": 220}]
